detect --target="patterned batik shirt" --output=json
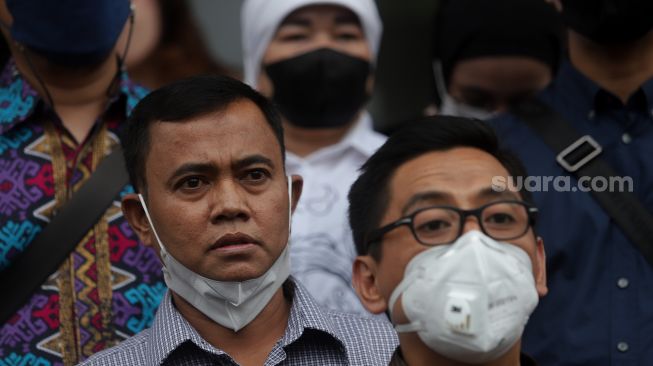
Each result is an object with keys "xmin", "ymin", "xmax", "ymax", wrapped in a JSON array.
[
  {"xmin": 80, "ymin": 278, "xmax": 399, "ymax": 366},
  {"xmin": 0, "ymin": 60, "xmax": 166, "ymax": 366}
]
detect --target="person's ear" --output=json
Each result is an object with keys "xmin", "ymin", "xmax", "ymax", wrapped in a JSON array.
[
  {"xmin": 290, "ymin": 174, "xmax": 303, "ymax": 214},
  {"xmin": 534, "ymin": 236, "xmax": 548, "ymax": 296},
  {"xmin": 352, "ymin": 255, "xmax": 387, "ymax": 314},
  {"xmin": 121, "ymin": 193, "xmax": 155, "ymax": 249}
]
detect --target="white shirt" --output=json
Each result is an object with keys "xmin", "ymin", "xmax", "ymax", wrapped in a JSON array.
[{"xmin": 287, "ymin": 113, "xmax": 386, "ymax": 315}]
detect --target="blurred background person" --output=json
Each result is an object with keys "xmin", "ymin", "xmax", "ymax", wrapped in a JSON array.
[
  {"xmin": 117, "ymin": 0, "xmax": 237, "ymax": 89},
  {"xmin": 0, "ymin": 0, "xmax": 165, "ymax": 364},
  {"xmin": 241, "ymin": 0, "xmax": 385, "ymax": 316},
  {"xmin": 490, "ymin": 0, "xmax": 653, "ymax": 364},
  {"xmin": 433, "ymin": 0, "xmax": 564, "ymax": 119}
]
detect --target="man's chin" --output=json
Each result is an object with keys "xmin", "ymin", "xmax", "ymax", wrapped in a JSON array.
[{"xmin": 203, "ymin": 265, "xmax": 270, "ymax": 283}]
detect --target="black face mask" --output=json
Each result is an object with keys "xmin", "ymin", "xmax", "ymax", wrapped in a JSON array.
[
  {"xmin": 561, "ymin": 0, "xmax": 653, "ymax": 44},
  {"xmin": 264, "ymin": 48, "xmax": 371, "ymax": 129},
  {"xmin": 7, "ymin": 0, "xmax": 132, "ymax": 67}
]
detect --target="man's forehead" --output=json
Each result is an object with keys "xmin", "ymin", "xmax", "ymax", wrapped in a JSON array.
[
  {"xmin": 146, "ymin": 101, "xmax": 283, "ymax": 166},
  {"xmin": 389, "ymin": 148, "xmax": 517, "ymax": 205}
]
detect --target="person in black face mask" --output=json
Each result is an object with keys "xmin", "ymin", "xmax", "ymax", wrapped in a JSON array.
[
  {"xmin": 434, "ymin": 0, "xmax": 564, "ymax": 120},
  {"xmin": 0, "ymin": 0, "xmax": 165, "ymax": 365},
  {"xmin": 241, "ymin": 0, "xmax": 386, "ymax": 317},
  {"xmin": 487, "ymin": 0, "xmax": 653, "ymax": 364}
]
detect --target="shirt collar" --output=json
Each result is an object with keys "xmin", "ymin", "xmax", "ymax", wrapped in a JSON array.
[
  {"xmin": 341, "ymin": 112, "xmax": 382, "ymax": 157},
  {"xmin": 555, "ymin": 61, "xmax": 653, "ymax": 117},
  {"xmin": 287, "ymin": 112, "xmax": 381, "ymax": 164},
  {"xmin": 278, "ymin": 279, "xmax": 349, "ymax": 360},
  {"xmin": 146, "ymin": 291, "xmax": 225, "ymax": 364},
  {"xmin": 0, "ymin": 58, "xmax": 148, "ymax": 136},
  {"xmin": 146, "ymin": 278, "xmax": 349, "ymax": 365}
]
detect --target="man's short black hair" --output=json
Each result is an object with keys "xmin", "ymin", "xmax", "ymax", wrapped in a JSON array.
[
  {"xmin": 348, "ymin": 116, "xmax": 533, "ymax": 259},
  {"xmin": 122, "ymin": 75, "xmax": 285, "ymax": 193}
]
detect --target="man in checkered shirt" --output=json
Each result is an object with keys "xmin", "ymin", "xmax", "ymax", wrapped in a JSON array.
[{"xmin": 79, "ymin": 76, "xmax": 397, "ymax": 365}]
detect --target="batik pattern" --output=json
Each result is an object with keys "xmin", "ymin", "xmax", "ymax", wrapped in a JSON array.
[{"xmin": 0, "ymin": 60, "xmax": 165, "ymax": 366}]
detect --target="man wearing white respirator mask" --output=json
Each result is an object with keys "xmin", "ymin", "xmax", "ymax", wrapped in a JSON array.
[
  {"xmin": 81, "ymin": 75, "xmax": 398, "ymax": 365},
  {"xmin": 349, "ymin": 117, "xmax": 548, "ymax": 366}
]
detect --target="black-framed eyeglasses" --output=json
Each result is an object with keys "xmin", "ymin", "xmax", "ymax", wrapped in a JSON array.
[{"xmin": 366, "ymin": 200, "xmax": 538, "ymax": 248}]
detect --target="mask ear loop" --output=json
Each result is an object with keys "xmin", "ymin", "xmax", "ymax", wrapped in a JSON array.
[
  {"xmin": 107, "ymin": 3, "xmax": 135, "ymax": 97},
  {"xmin": 388, "ymin": 275, "xmax": 424, "ymax": 334},
  {"xmin": 432, "ymin": 60, "xmax": 449, "ymax": 107},
  {"xmin": 287, "ymin": 176, "xmax": 292, "ymax": 233},
  {"xmin": 137, "ymin": 194, "xmax": 168, "ymax": 261},
  {"xmin": 118, "ymin": 3, "xmax": 135, "ymax": 72}
]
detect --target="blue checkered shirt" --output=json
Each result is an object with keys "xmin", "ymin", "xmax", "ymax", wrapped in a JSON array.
[{"xmin": 78, "ymin": 278, "xmax": 398, "ymax": 365}]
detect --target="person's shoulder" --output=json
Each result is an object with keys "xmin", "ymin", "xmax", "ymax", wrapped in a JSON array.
[
  {"xmin": 367, "ymin": 127, "xmax": 388, "ymax": 147},
  {"xmin": 487, "ymin": 110, "xmax": 520, "ymax": 129},
  {"xmin": 326, "ymin": 310, "xmax": 398, "ymax": 365},
  {"xmin": 487, "ymin": 82, "xmax": 559, "ymax": 130},
  {"xmin": 120, "ymin": 72, "xmax": 151, "ymax": 116},
  {"xmin": 78, "ymin": 329, "xmax": 151, "ymax": 365}
]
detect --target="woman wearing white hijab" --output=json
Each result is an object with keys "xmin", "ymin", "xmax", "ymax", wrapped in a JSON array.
[{"xmin": 241, "ymin": 0, "xmax": 385, "ymax": 316}]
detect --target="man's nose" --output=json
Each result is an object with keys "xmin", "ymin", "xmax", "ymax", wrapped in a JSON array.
[
  {"xmin": 312, "ymin": 33, "xmax": 340, "ymax": 50},
  {"xmin": 460, "ymin": 215, "xmax": 482, "ymax": 235},
  {"xmin": 210, "ymin": 180, "xmax": 250, "ymax": 223}
]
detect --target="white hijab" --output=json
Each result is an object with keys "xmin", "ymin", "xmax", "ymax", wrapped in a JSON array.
[{"xmin": 241, "ymin": 0, "xmax": 383, "ymax": 88}]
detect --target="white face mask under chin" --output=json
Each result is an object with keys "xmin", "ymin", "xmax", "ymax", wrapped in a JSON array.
[
  {"xmin": 440, "ymin": 93, "xmax": 499, "ymax": 121},
  {"xmin": 388, "ymin": 231, "xmax": 539, "ymax": 364},
  {"xmin": 137, "ymin": 177, "xmax": 294, "ymax": 332}
]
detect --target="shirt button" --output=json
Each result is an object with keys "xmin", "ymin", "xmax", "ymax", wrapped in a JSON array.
[
  {"xmin": 588, "ymin": 110, "xmax": 596, "ymax": 120},
  {"xmin": 617, "ymin": 342, "xmax": 629, "ymax": 352},
  {"xmin": 621, "ymin": 133, "xmax": 632, "ymax": 144},
  {"xmin": 617, "ymin": 277, "xmax": 629, "ymax": 289},
  {"xmin": 628, "ymin": 112, "xmax": 636, "ymax": 122}
]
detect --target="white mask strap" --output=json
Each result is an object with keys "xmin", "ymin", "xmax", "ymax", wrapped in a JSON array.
[
  {"xmin": 395, "ymin": 321, "xmax": 424, "ymax": 333},
  {"xmin": 287, "ymin": 176, "xmax": 292, "ymax": 232},
  {"xmin": 137, "ymin": 193, "xmax": 167, "ymax": 259},
  {"xmin": 388, "ymin": 275, "xmax": 424, "ymax": 333}
]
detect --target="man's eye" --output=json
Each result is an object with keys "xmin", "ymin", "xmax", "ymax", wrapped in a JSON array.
[
  {"xmin": 485, "ymin": 213, "xmax": 516, "ymax": 225},
  {"xmin": 243, "ymin": 169, "xmax": 270, "ymax": 182},
  {"xmin": 180, "ymin": 177, "xmax": 203, "ymax": 190},
  {"xmin": 416, "ymin": 220, "xmax": 450, "ymax": 233},
  {"xmin": 336, "ymin": 32, "xmax": 360, "ymax": 41},
  {"xmin": 280, "ymin": 33, "xmax": 308, "ymax": 42}
]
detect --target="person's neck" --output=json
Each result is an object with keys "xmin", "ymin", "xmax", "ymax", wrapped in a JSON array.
[
  {"xmin": 171, "ymin": 288, "xmax": 291, "ymax": 366},
  {"xmin": 399, "ymin": 333, "xmax": 522, "ymax": 366},
  {"xmin": 13, "ymin": 51, "xmax": 119, "ymax": 142},
  {"xmin": 283, "ymin": 112, "xmax": 361, "ymax": 158},
  {"xmin": 569, "ymin": 30, "xmax": 653, "ymax": 104}
]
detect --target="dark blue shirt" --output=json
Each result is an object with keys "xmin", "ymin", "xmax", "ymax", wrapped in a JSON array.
[{"xmin": 489, "ymin": 62, "xmax": 653, "ymax": 366}]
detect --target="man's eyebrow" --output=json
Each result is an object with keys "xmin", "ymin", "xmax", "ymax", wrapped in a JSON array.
[
  {"xmin": 477, "ymin": 186, "xmax": 522, "ymax": 201},
  {"xmin": 335, "ymin": 13, "xmax": 361, "ymax": 25},
  {"xmin": 279, "ymin": 16, "xmax": 310, "ymax": 27},
  {"xmin": 232, "ymin": 155, "xmax": 275, "ymax": 171},
  {"xmin": 401, "ymin": 191, "xmax": 451, "ymax": 215},
  {"xmin": 167, "ymin": 163, "xmax": 217, "ymax": 185}
]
